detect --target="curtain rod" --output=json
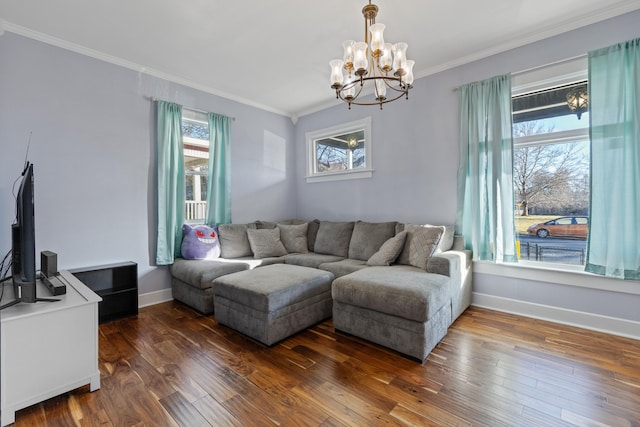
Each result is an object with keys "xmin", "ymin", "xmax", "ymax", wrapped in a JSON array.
[
  {"xmin": 148, "ymin": 97, "xmax": 236, "ymax": 121},
  {"xmin": 451, "ymin": 53, "xmax": 588, "ymax": 91}
]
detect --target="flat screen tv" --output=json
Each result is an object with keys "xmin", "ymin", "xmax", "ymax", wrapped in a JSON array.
[
  {"xmin": 12, "ymin": 162, "xmax": 37, "ymax": 301},
  {"xmin": 1, "ymin": 163, "xmax": 58, "ymax": 310}
]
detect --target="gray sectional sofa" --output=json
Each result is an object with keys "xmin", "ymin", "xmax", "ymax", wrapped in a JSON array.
[{"xmin": 170, "ymin": 219, "xmax": 472, "ymax": 361}]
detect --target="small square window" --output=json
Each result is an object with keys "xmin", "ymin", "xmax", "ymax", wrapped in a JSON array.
[{"xmin": 305, "ymin": 117, "xmax": 373, "ymax": 183}]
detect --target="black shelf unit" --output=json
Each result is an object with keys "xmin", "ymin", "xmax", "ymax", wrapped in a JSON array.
[{"xmin": 70, "ymin": 261, "xmax": 138, "ymax": 323}]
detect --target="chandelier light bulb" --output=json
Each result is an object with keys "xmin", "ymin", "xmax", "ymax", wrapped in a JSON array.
[
  {"xmin": 375, "ymin": 79, "xmax": 387, "ymax": 101},
  {"xmin": 379, "ymin": 43, "xmax": 393, "ymax": 72},
  {"xmin": 369, "ymin": 23, "xmax": 385, "ymax": 56},
  {"xmin": 392, "ymin": 43, "xmax": 408, "ymax": 75},
  {"xmin": 353, "ymin": 42, "xmax": 369, "ymax": 74},
  {"xmin": 344, "ymin": 79, "xmax": 356, "ymax": 100},
  {"xmin": 404, "ymin": 60, "xmax": 415, "ymax": 87},
  {"xmin": 342, "ymin": 40, "xmax": 355, "ymax": 70},
  {"xmin": 330, "ymin": 59, "xmax": 345, "ymax": 87}
]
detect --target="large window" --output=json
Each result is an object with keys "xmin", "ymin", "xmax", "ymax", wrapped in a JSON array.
[
  {"xmin": 512, "ymin": 59, "xmax": 590, "ymax": 266},
  {"xmin": 182, "ymin": 110, "xmax": 210, "ymax": 223},
  {"xmin": 305, "ymin": 117, "xmax": 373, "ymax": 183}
]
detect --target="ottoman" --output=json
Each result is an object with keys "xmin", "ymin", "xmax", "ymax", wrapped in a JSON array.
[
  {"xmin": 332, "ymin": 265, "xmax": 451, "ymax": 362},
  {"xmin": 213, "ymin": 264, "xmax": 335, "ymax": 345}
]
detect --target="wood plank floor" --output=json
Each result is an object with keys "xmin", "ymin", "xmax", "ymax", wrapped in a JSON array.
[{"xmin": 13, "ymin": 302, "xmax": 640, "ymax": 426}]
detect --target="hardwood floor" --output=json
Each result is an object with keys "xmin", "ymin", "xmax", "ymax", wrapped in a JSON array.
[{"xmin": 13, "ymin": 302, "xmax": 640, "ymax": 426}]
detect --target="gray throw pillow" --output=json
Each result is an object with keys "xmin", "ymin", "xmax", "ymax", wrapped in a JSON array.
[
  {"xmin": 396, "ymin": 225, "xmax": 445, "ymax": 269},
  {"xmin": 423, "ymin": 224, "xmax": 454, "ymax": 252},
  {"xmin": 348, "ymin": 221, "xmax": 397, "ymax": 261},
  {"xmin": 313, "ymin": 221, "xmax": 355, "ymax": 257},
  {"xmin": 218, "ymin": 223, "xmax": 256, "ymax": 258},
  {"xmin": 367, "ymin": 231, "xmax": 408, "ymax": 266},
  {"xmin": 277, "ymin": 223, "xmax": 309, "ymax": 253},
  {"xmin": 246, "ymin": 228, "xmax": 287, "ymax": 258}
]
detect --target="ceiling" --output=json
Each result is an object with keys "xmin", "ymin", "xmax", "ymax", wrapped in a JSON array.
[{"xmin": 2, "ymin": 0, "xmax": 640, "ymax": 119}]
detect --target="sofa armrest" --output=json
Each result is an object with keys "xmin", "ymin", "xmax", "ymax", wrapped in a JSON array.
[
  {"xmin": 426, "ymin": 249, "xmax": 471, "ymax": 277},
  {"xmin": 426, "ymin": 248, "xmax": 473, "ymax": 322}
]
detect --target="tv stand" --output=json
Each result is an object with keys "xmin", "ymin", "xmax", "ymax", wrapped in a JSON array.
[
  {"xmin": 0, "ymin": 271, "xmax": 101, "ymax": 426},
  {"xmin": 0, "ymin": 279, "xmax": 61, "ymax": 311},
  {"xmin": 0, "ymin": 296, "xmax": 59, "ymax": 310}
]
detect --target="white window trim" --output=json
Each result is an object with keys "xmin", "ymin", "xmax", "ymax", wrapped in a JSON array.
[
  {"xmin": 305, "ymin": 117, "xmax": 373, "ymax": 183},
  {"xmin": 475, "ymin": 260, "xmax": 640, "ymax": 296}
]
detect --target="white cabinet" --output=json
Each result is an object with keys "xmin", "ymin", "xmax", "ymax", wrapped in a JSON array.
[{"xmin": 1, "ymin": 271, "xmax": 101, "ymax": 426}]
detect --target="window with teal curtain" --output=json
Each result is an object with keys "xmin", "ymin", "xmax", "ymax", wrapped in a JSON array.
[
  {"xmin": 586, "ymin": 38, "xmax": 640, "ymax": 280},
  {"xmin": 156, "ymin": 101, "xmax": 185, "ymax": 265},
  {"xmin": 205, "ymin": 113, "xmax": 231, "ymax": 226},
  {"xmin": 456, "ymin": 74, "xmax": 518, "ymax": 262}
]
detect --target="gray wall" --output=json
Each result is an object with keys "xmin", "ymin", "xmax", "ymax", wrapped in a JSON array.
[
  {"xmin": 295, "ymin": 10, "xmax": 640, "ymax": 329},
  {"xmin": 0, "ymin": 33, "xmax": 296, "ymax": 295}
]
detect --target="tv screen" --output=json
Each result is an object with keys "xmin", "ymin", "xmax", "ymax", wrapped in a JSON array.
[{"xmin": 11, "ymin": 162, "xmax": 37, "ymax": 303}]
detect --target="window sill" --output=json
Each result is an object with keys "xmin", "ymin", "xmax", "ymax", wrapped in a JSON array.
[
  {"xmin": 305, "ymin": 168, "xmax": 374, "ymax": 183},
  {"xmin": 473, "ymin": 260, "xmax": 640, "ymax": 296}
]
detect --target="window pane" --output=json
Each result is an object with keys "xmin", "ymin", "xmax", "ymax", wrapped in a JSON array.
[
  {"xmin": 513, "ymin": 129, "xmax": 590, "ymax": 265},
  {"xmin": 200, "ymin": 176, "xmax": 208, "ymax": 201},
  {"xmin": 182, "ymin": 115, "xmax": 210, "ymax": 223},
  {"xmin": 314, "ymin": 129, "xmax": 365, "ymax": 173},
  {"xmin": 182, "ymin": 119, "xmax": 209, "ymax": 139},
  {"xmin": 512, "ymin": 80, "xmax": 590, "ymax": 266},
  {"xmin": 185, "ymin": 174, "xmax": 194, "ymax": 201}
]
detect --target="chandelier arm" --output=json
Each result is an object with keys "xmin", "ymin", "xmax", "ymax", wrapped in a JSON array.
[
  {"xmin": 341, "ymin": 83, "xmax": 409, "ymax": 107},
  {"xmin": 361, "ymin": 75, "xmax": 406, "ymax": 92}
]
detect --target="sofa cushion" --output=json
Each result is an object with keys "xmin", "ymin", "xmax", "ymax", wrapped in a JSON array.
[
  {"xmin": 247, "ymin": 228, "xmax": 287, "ymax": 258},
  {"xmin": 318, "ymin": 259, "xmax": 368, "ymax": 278},
  {"xmin": 367, "ymin": 231, "xmax": 407, "ymax": 266},
  {"xmin": 170, "ymin": 258, "xmax": 249, "ymax": 290},
  {"xmin": 348, "ymin": 221, "xmax": 397, "ymax": 261},
  {"xmin": 284, "ymin": 253, "xmax": 344, "ymax": 269},
  {"xmin": 254, "ymin": 220, "xmax": 277, "ymax": 229},
  {"xmin": 218, "ymin": 223, "xmax": 257, "ymax": 258},
  {"xmin": 396, "ymin": 225, "xmax": 445, "ymax": 270},
  {"xmin": 331, "ymin": 265, "xmax": 450, "ymax": 323},
  {"xmin": 275, "ymin": 218, "xmax": 319, "ymax": 252},
  {"xmin": 276, "ymin": 223, "xmax": 309, "ymax": 254},
  {"xmin": 313, "ymin": 221, "xmax": 355, "ymax": 257}
]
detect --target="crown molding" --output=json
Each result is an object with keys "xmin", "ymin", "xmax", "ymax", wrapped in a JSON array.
[
  {"xmin": 2, "ymin": 21, "xmax": 293, "ymax": 119},
  {"xmin": 3, "ymin": 0, "xmax": 640, "ymax": 119},
  {"xmin": 414, "ymin": 1, "xmax": 640, "ymax": 82}
]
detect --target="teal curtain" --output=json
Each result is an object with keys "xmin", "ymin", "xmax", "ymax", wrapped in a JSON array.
[
  {"xmin": 205, "ymin": 113, "xmax": 232, "ymax": 226},
  {"xmin": 585, "ymin": 38, "xmax": 640, "ymax": 280},
  {"xmin": 456, "ymin": 74, "xmax": 518, "ymax": 262},
  {"xmin": 155, "ymin": 101, "xmax": 185, "ymax": 265}
]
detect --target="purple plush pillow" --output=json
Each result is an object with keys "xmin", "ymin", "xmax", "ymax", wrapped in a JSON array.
[{"xmin": 181, "ymin": 224, "xmax": 221, "ymax": 260}]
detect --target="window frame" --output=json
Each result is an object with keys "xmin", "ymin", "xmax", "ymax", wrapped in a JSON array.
[
  {"xmin": 182, "ymin": 110, "xmax": 210, "ymax": 224},
  {"xmin": 305, "ymin": 117, "xmax": 373, "ymax": 183},
  {"xmin": 511, "ymin": 57, "xmax": 590, "ymax": 268}
]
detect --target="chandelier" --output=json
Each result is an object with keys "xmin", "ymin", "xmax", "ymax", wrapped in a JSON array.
[{"xmin": 329, "ymin": 1, "xmax": 414, "ymax": 109}]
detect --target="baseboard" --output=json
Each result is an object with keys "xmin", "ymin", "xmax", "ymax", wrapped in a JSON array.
[
  {"xmin": 138, "ymin": 288, "xmax": 173, "ymax": 308},
  {"xmin": 472, "ymin": 292, "xmax": 640, "ymax": 341}
]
